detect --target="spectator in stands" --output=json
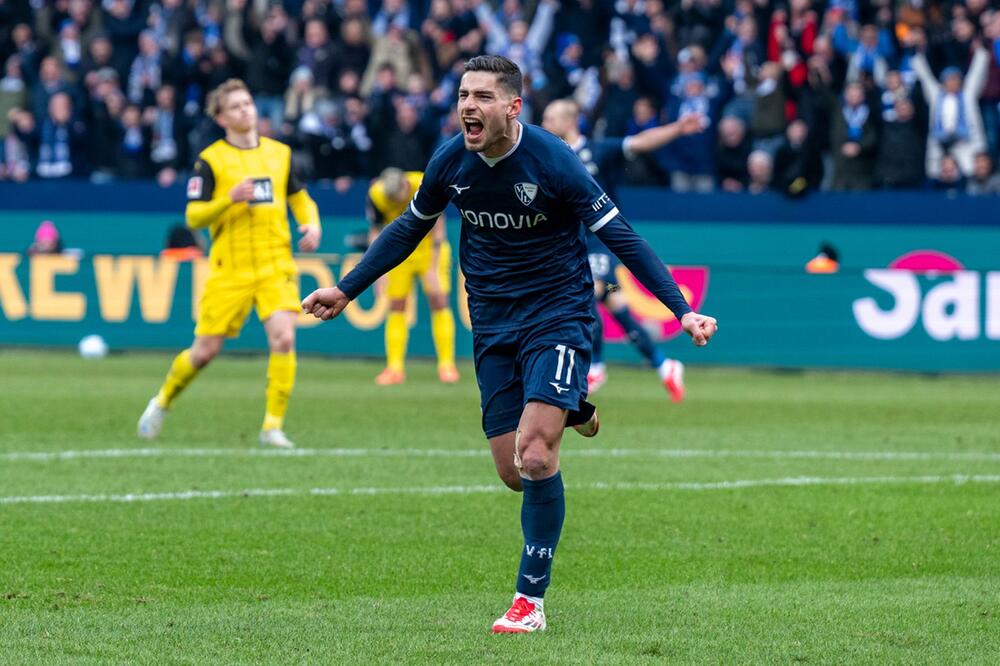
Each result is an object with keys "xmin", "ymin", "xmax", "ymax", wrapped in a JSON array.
[
  {"xmin": 284, "ymin": 66, "xmax": 319, "ymax": 132},
  {"xmin": 0, "ymin": 56, "xmax": 27, "ymax": 179},
  {"xmin": 88, "ymin": 85, "xmax": 124, "ymax": 181},
  {"xmin": 32, "ymin": 92, "xmax": 87, "ymax": 179},
  {"xmin": 80, "ymin": 35, "xmax": 115, "ymax": 90},
  {"xmin": 930, "ymin": 154, "xmax": 965, "ymax": 193},
  {"xmin": 104, "ymin": 0, "xmax": 145, "ymax": 82},
  {"xmin": 747, "ymin": 150, "xmax": 773, "ymax": 194},
  {"xmin": 127, "ymin": 30, "xmax": 161, "ymax": 106},
  {"xmin": 967, "ymin": 152, "xmax": 1000, "ymax": 195},
  {"xmin": 362, "ymin": 24, "xmax": 429, "ymax": 98},
  {"xmin": 146, "ymin": 84, "xmax": 184, "ymax": 186},
  {"xmin": 773, "ymin": 119, "xmax": 823, "ymax": 195},
  {"xmin": 332, "ymin": 18, "xmax": 372, "ymax": 81},
  {"xmin": 716, "ymin": 115, "xmax": 750, "ymax": 192},
  {"xmin": 116, "ymin": 102, "xmax": 150, "ymax": 179},
  {"xmin": 662, "ymin": 72, "xmax": 719, "ymax": 192},
  {"xmin": 297, "ymin": 19, "xmax": 336, "ymax": 93},
  {"xmin": 32, "ymin": 56, "xmax": 73, "ymax": 120},
  {"xmin": 830, "ymin": 81, "xmax": 878, "ymax": 190},
  {"xmin": 237, "ymin": 4, "xmax": 293, "ymax": 129},
  {"xmin": 876, "ymin": 96, "xmax": 925, "ymax": 189},
  {"xmin": 912, "ymin": 38, "xmax": 989, "ymax": 178},
  {"xmin": 750, "ymin": 61, "xmax": 787, "ymax": 152}
]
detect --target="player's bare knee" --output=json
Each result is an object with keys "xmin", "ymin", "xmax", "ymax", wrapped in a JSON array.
[
  {"xmin": 517, "ymin": 431, "xmax": 557, "ymax": 478},
  {"xmin": 428, "ymin": 292, "xmax": 447, "ymax": 310},
  {"xmin": 389, "ymin": 299, "xmax": 407, "ymax": 312},
  {"xmin": 269, "ymin": 330, "xmax": 294, "ymax": 353}
]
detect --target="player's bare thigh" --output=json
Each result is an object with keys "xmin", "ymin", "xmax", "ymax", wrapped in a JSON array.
[{"xmin": 489, "ymin": 402, "xmax": 568, "ymax": 491}]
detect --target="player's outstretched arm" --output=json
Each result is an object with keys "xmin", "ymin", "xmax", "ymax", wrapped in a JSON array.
[
  {"xmin": 595, "ymin": 214, "xmax": 717, "ymax": 346},
  {"xmin": 340, "ymin": 207, "xmax": 438, "ymax": 296},
  {"xmin": 302, "ymin": 286, "xmax": 350, "ymax": 321},
  {"xmin": 625, "ymin": 112, "xmax": 705, "ymax": 155}
]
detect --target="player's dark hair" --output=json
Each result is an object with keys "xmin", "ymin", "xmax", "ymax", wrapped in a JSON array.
[{"xmin": 463, "ymin": 55, "xmax": 522, "ymax": 97}]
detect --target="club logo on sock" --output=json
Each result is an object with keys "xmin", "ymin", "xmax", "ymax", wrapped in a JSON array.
[{"xmin": 522, "ymin": 574, "xmax": 547, "ymax": 584}]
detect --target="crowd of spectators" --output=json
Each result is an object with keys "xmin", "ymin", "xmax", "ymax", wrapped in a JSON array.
[{"xmin": 2, "ymin": 0, "xmax": 1000, "ymax": 195}]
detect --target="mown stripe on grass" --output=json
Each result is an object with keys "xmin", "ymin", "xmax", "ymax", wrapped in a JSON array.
[
  {"xmin": 3, "ymin": 447, "xmax": 1000, "ymax": 463},
  {"xmin": 2, "ymin": 474, "xmax": 1000, "ymax": 505}
]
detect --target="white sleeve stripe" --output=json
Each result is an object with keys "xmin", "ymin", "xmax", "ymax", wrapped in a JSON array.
[
  {"xmin": 588, "ymin": 206, "xmax": 620, "ymax": 232},
  {"xmin": 621, "ymin": 137, "xmax": 635, "ymax": 160},
  {"xmin": 409, "ymin": 199, "xmax": 442, "ymax": 220}
]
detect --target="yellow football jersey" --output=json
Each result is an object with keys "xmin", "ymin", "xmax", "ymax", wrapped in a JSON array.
[
  {"xmin": 185, "ymin": 137, "xmax": 318, "ymax": 278},
  {"xmin": 366, "ymin": 171, "xmax": 433, "ymax": 258}
]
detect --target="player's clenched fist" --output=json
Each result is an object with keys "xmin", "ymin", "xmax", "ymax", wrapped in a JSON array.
[
  {"xmin": 302, "ymin": 286, "xmax": 350, "ymax": 321},
  {"xmin": 229, "ymin": 178, "xmax": 256, "ymax": 203},
  {"xmin": 680, "ymin": 312, "xmax": 719, "ymax": 347}
]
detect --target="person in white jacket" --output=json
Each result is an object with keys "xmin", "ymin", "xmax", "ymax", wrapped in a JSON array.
[{"xmin": 912, "ymin": 41, "xmax": 989, "ymax": 178}]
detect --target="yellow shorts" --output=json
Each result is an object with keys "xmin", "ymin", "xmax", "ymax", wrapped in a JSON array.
[
  {"xmin": 386, "ymin": 243, "xmax": 452, "ymax": 300},
  {"xmin": 195, "ymin": 269, "xmax": 300, "ymax": 338}
]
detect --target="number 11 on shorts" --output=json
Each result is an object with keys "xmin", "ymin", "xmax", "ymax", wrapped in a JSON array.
[{"xmin": 554, "ymin": 344, "xmax": 576, "ymax": 385}]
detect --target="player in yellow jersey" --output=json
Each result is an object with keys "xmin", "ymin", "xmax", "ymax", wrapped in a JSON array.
[
  {"xmin": 137, "ymin": 79, "xmax": 322, "ymax": 448},
  {"xmin": 367, "ymin": 167, "xmax": 459, "ymax": 385}
]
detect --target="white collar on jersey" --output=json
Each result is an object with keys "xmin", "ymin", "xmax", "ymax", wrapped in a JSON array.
[{"xmin": 478, "ymin": 121, "xmax": 523, "ymax": 167}]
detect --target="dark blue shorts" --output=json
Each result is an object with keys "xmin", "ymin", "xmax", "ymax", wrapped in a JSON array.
[{"xmin": 474, "ymin": 316, "xmax": 593, "ymax": 438}]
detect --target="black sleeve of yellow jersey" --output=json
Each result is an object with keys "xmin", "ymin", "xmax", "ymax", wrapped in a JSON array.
[
  {"xmin": 365, "ymin": 195, "xmax": 386, "ymax": 227},
  {"xmin": 187, "ymin": 158, "xmax": 215, "ymax": 202},
  {"xmin": 287, "ymin": 160, "xmax": 305, "ymax": 195}
]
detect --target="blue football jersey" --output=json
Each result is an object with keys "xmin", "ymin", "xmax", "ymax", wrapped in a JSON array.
[
  {"xmin": 410, "ymin": 123, "xmax": 621, "ymax": 332},
  {"xmin": 571, "ymin": 136, "xmax": 631, "ymax": 255}
]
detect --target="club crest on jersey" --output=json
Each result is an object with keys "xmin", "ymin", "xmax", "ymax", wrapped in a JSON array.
[
  {"xmin": 514, "ymin": 182, "xmax": 538, "ymax": 206},
  {"xmin": 186, "ymin": 176, "xmax": 203, "ymax": 199}
]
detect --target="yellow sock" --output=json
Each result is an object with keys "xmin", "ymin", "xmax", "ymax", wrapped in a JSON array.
[
  {"xmin": 155, "ymin": 349, "xmax": 199, "ymax": 408},
  {"xmin": 263, "ymin": 351, "xmax": 296, "ymax": 431},
  {"xmin": 385, "ymin": 311, "xmax": 408, "ymax": 372},
  {"xmin": 431, "ymin": 308, "xmax": 456, "ymax": 369}
]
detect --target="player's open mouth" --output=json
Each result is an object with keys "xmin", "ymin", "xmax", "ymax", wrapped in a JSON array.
[{"xmin": 463, "ymin": 118, "xmax": 484, "ymax": 139}]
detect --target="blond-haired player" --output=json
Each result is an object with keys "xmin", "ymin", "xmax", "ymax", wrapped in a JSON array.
[
  {"xmin": 367, "ymin": 167, "xmax": 459, "ymax": 385},
  {"xmin": 138, "ymin": 79, "xmax": 321, "ymax": 448}
]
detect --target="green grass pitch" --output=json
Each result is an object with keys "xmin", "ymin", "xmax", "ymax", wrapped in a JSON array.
[{"xmin": 1, "ymin": 350, "xmax": 999, "ymax": 664}]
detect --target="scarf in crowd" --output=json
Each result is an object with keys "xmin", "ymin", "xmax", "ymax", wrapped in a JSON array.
[
  {"xmin": 123, "ymin": 124, "xmax": 145, "ymax": 155},
  {"xmin": 37, "ymin": 120, "xmax": 72, "ymax": 178},
  {"xmin": 932, "ymin": 92, "xmax": 969, "ymax": 144},
  {"xmin": 151, "ymin": 110, "xmax": 177, "ymax": 164},
  {"xmin": 680, "ymin": 94, "xmax": 710, "ymax": 119},
  {"xmin": 842, "ymin": 103, "xmax": 869, "ymax": 141}
]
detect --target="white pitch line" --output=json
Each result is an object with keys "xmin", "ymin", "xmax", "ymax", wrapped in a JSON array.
[
  {"xmin": 3, "ymin": 447, "xmax": 1000, "ymax": 463},
  {"xmin": 2, "ymin": 475, "xmax": 1000, "ymax": 506}
]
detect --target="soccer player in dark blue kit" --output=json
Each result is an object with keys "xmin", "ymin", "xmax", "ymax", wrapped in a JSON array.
[
  {"xmin": 302, "ymin": 55, "xmax": 718, "ymax": 633},
  {"xmin": 542, "ymin": 99, "xmax": 705, "ymax": 401}
]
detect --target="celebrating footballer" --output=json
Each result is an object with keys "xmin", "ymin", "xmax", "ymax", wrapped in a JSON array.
[{"xmin": 303, "ymin": 55, "xmax": 718, "ymax": 633}]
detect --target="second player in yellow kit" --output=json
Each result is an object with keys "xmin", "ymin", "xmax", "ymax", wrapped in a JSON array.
[
  {"xmin": 367, "ymin": 168, "xmax": 458, "ymax": 385},
  {"xmin": 138, "ymin": 79, "xmax": 321, "ymax": 448}
]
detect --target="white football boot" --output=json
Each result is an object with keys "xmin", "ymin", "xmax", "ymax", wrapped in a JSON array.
[
  {"xmin": 137, "ymin": 398, "xmax": 167, "ymax": 440},
  {"xmin": 491, "ymin": 594, "xmax": 547, "ymax": 634},
  {"xmin": 259, "ymin": 429, "xmax": 295, "ymax": 449}
]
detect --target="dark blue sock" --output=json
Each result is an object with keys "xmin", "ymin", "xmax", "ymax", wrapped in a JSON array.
[
  {"xmin": 591, "ymin": 302, "xmax": 604, "ymax": 364},
  {"xmin": 612, "ymin": 307, "xmax": 664, "ymax": 368},
  {"xmin": 515, "ymin": 472, "xmax": 565, "ymax": 598}
]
